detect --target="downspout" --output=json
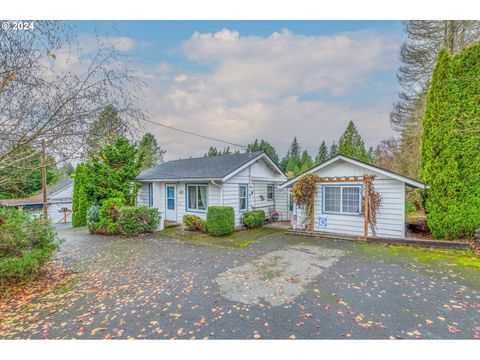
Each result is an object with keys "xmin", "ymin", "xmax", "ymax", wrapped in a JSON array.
[{"xmin": 211, "ymin": 181, "xmax": 223, "ymax": 205}]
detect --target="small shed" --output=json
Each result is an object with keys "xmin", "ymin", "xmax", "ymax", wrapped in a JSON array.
[{"xmin": 279, "ymin": 155, "xmax": 427, "ymax": 239}]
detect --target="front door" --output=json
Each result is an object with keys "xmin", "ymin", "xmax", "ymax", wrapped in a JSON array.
[{"xmin": 165, "ymin": 184, "xmax": 177, "ymax": 221}]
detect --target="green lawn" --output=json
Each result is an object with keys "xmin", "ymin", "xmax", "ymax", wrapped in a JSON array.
[{"xmin": 159, "ymin": 226, "xmax": 279, "ymax": 248}]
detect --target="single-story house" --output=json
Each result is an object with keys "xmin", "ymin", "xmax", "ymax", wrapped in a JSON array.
[
  {"xmin": 0, "ymin": 178, "xmax": 74, "ymax": 223},
  {"xmin": 136, "ymin": 151, "xmax": 289, "ymax": 226},
  {"xmin": 279, "ymin": 154, "xmax": 427, "ymax": 239}
]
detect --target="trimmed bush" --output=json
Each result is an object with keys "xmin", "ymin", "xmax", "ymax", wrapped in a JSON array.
[
  {"xmin": 205, "ymin": 206, "xmax": 235, "ymax": 236},
  {"xmin": 119, "ymin": 206, "xmax": 160, "ymax": 236},
  {"xmin": 86, "ymin": 204, "xmax": 100, "ymax": 234},
  {"xmin": 183, "ymin": 215, "xmax": 206, "ymax": 232},
  {"xmin": 241, "ymin": 210, "xmax": 265, "ymax": 229},
  {"xmin": 0, "ymin": 208, "xmax": 61, "ymax": 285},
  {"xmin": 72, "ymin": 163, "xmax": 89, "ymax": 227},
  {"xmin": 95, "ymin": 197, "xmax": 125, "ymax": 235}
]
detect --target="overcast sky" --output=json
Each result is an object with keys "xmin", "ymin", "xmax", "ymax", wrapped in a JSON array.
[{"xmin": 73, "ymin": 21, "xmax": 404, "ymax": 160}]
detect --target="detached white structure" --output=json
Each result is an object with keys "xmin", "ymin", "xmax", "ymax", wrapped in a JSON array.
[
  {"xmin": 279, "ymin": 155, "xmax": 427, "ymax": 239},
  {"xmin": 0, "ymin": 178, "xmax": 74, "ymax": 223},
  {"xmin": 136, "ymin": 152, "xmax": 289, "ymax": 226}
]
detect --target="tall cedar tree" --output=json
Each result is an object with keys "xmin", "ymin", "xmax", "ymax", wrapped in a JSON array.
[
  {"xmin": 299, "ymin": 150, "xmax": 313, "ymax": 173},
  {"xmin": 72, "ymin": 163, "xmax": 89, "ymax": 227},
  {"xmin": 138, "ymin": 133, "xmax": 165, "ymax": 170},
  {"xmin": 420, "ymin": 45, "xmax": 480, "ymax": 238},
  {"xmin": 315, "ymin": 141, "xmax": 329, "ymax": 164},
  {"xmin": 338, "ymin": 121, "xmax": 371, "ymax": 162}
]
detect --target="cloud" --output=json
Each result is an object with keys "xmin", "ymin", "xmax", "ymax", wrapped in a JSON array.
[{"xmin": 139, "ymin": 28, "xmax": 399, "ymax": 160}]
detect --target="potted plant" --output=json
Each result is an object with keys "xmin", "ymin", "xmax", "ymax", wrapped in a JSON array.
[{"xmin": 272, "ymin": 211, "xmax": 280, "ymax": 221}]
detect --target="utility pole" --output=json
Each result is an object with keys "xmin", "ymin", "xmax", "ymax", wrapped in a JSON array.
[{"xmin": 41, "ymin": 139, "xmax": 48, "ymax": 221}]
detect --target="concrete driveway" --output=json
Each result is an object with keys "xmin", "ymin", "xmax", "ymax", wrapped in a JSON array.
[{"xmin": 1, "ymin": 226, "xmax": 479, "ymax": 339}]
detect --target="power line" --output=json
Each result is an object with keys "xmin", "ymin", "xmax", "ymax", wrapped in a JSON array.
[{"xmin": 142, "ymin": 118, "xmax": 247, "ymax": 150}]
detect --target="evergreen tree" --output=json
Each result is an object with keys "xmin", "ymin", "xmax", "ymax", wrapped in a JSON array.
[
  {"xmin": 246, "ymin": 139, "xmax": 280, "ymax": 164},
  {"xmin": 420, "ymin": 44, "xmax": 480, "ymax": 239},
  {"xmin": 299, "ymin": 150, "xmax": 313, "ymax": 173},
  {"xmin": 329, "ymin": 142, "xmax": 339, "ymax": 158},
  {"xmin": 85, "ymin": 105, "xmax": 127, "ymax": 158},
  {"xmin": 138, "ymin": 132, "xmax": 165, "ymax": 170},
  {"xmin": 84, "ymin": 136, "xmax": 143, "ymax": 206},
  {"xmin": 72, "ymin": 163, "xmax": 89, "ymax": 227},
  {"xmin": 205, "ymin": 146, "xmax": 233, "ymax": 157},
  {"xmin": 280, "ymin": 137, "xmax": 301, "ymax": 171},
  {"xmin": 338, "ymin": 121, "xmax": 370, "ymax": 162},
  {"xmin": 315, "ymin": 141, "xmax": 329, "ymax": 164},
  {"xmin": 285, "ymin": 158, "xmax": 300, "ymax": 176}
]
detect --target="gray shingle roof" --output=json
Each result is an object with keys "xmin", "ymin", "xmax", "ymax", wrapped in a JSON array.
[{"xmin": 137, "ymin": 151, "xmax": 264, "ymax": 181}]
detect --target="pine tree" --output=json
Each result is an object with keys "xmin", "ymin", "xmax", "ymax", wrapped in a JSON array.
[
  {"xmin": 338, "ymin": 121, "xmax": 370, "ymax": 162},
  {"xmin": 246, "ymin": 139, "xmax": 280, "ymax": 164},
  {"xmin": 329, "ymin": 142, "xmax": 338, "ymax": 158},
  {"xmin": 299, "ymin": 150, "xmax": 313, "ymax": 173},
  {"xmin": 285, "ymin": 158, "xmax": 300, "ymax": 176},
  {"xmin": 280, "ymin": 137, "xmax": 301, "ymax": 171},
  {"xmin": 315, "ymin": 141, "xmax": 329, "ymax": 164}
]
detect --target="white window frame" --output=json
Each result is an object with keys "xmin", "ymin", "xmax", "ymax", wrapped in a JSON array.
[
  {"xmin": 239, "ymin": 184, "xmax": 248, "ymax": 212},
  {"xmin": 322, "ymin": 185, "xmax": 362, "ymax": 215},
  {"xmin": 186, "ymin": 184, "xmax": 208, "ymax": 212},
  {"xmin": 267, "ymin": 184, "xmax": 274, "ymax": 201}
]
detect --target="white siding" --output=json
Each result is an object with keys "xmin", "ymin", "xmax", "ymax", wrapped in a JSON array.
[
  {"xmin": 292, "ymin": 159, "xmax": 406, "ymax": 239},
  {"xmin": 274, "ymin": 187, "xmax": 290, "ymax": 221},
  {"xmin": 137, "ymin": 183, "xmax": 149, "ymax": 206},
  {"xmin": 175, "ymin": 182, "xmax": 222, "ymax": 222}
]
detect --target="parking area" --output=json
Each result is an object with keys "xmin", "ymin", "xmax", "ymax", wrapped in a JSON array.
[{"xmin": 1, "ymin": 225, "xmax": 479, "ymax": 339}]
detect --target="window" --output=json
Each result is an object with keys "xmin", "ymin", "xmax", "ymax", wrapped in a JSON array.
[
  {"xmin": 187, "ymin": 184, "xmax": 208, "ymax": 211},
  {"xmin": 267, "ymin": 184, "xmax": 274, "ymax": 201},
  {"xmin": 166, "ymin": 185, "xmax": 175, "ymax": 210},
  {"xmin": 323, "ymin": 186, "xmax": 361, "ymax": 215},
  {"xmin": 239, "ymin": 184, "xmax": 248, "ymax": 211},
  {"xmin": 148, "ymin": 183, "xmax": 153, "ymax": 207}
]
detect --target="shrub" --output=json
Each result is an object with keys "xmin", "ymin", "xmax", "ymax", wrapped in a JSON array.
[
  {"xmin": 86, "ymin": 204, "xmax": 100, "ymax": 234},
  {"xmin": 205, "ymin": 206, "xmax": 235, "ymax": 236},
  {"xmin": 241, "ymin": 210, "xmax": 265, "ymax": 229},
  {"xmin": 119, "ymin": 206, "xmax": 160, "ymax": 236},
  {"xmin": 72, "ymin": 163, "xmax": 89, "ymax": 227},
  {"xmin": 0, "ymin": 208, "xmax": 61, "ymax": 285},
  {"xmin": 95, "ymin": 197, "xmax": 125, "ymax": 235},
  {"xmin": 183, "ymin": 215, "xmax": 206, "ymax": 232}
]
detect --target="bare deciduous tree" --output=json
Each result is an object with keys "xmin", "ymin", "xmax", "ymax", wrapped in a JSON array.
[{"xmin": 0, "ymin": 21, "xmax": 143, "ymax": 190}]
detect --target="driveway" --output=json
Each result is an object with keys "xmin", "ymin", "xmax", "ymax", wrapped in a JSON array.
[{"xmin": 1, "ymin": 226, "xmax": 479, "ymax": 339}]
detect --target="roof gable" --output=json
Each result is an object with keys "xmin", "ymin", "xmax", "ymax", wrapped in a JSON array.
[{"xmin": 279, "ymin": 154, "xmax": 427, "ymax": 189}]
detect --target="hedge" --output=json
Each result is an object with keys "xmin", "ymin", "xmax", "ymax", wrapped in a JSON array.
[
  {"xmin": 118, "ymin": 206, "xmax": 160, "ymax": 236},
  {"xmin": 95, "ymin": 197, "xmax": 125, "ymax": 235},
  {"xmin": 183, "ymin": 215, "xmax": 206, "ymax": 232},
  {"xmin": 241, "ymin": 210, "xmax": 265, "ymax": 228},
  {"xmin": 205, "ymin": 206, "xmax": 235, "ymax": 236}
]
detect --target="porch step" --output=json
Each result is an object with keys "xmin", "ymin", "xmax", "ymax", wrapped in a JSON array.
[{"xmin": 286, "ymin": 229, "xmax": 471, "ymax": 250}]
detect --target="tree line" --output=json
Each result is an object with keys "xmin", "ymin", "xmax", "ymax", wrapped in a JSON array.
[{"xmin": 206, "ymin": 120, "xmax": 373, "ymax": 178}]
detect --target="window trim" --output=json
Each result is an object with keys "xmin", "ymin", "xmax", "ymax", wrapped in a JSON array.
[
  {"xmin": 267, "ymin": 184, "xmax": 274, "ymax": 201},
  {"xmin": 186, "ymin": 184, "xmax": 208, "ymax": 213},
  {"xmin": 239, "ymin": 184, "xmax": 249, "ymax": 212},
  {"xmin": 148, "ymin": 183, "xmax": 153, "ymax": 207},
  {"xmin": 322, "ymin": 184, "xmax": 363, "ymax": 216}
]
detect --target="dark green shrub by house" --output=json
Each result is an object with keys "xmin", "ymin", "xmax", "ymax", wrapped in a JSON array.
[
  {"xmin": 0, "ymin": 208, "xmax": 61, "ymax": 285},
  {"xmin": 72, "ymin": 163, "xmax": 89, "ymax": 227},
  {"xmin": 205, "ymin": 206, "xmax": 235, "ymax": 236},
  {"xmin": 119, "ymin": 207, "xmax": 160, "ymax": 236},
  {"xmin": 183, "ymin": 215, "xmax": 206, "ymax": 232},
  {"xmin": 420, "ymin": 44, "xmax": 480, "ymax": 239},
  {"xmin": 95, "ymin": 197, "xmax": 124, "ymax": 235},
  {"xmin": 241, "ymin": 210, "xmax": 265, "ymax": 228}
]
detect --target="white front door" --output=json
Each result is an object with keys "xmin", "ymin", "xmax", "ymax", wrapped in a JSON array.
[{"xmin": 165, "ymin": 184, "xmax": 177, "ymax": 221}]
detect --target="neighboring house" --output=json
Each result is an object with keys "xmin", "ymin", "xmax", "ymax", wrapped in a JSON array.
[
  {"xmin": 279, "ymin": 154, "xmax": 427, "ymax": 239},
  {"xmin": 0, "ymin": 178, "xmax": 74, "ymax": 223},
  {"xmin": 136, "ymin": 151, "xmax": 289, "ymax": 226}
]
